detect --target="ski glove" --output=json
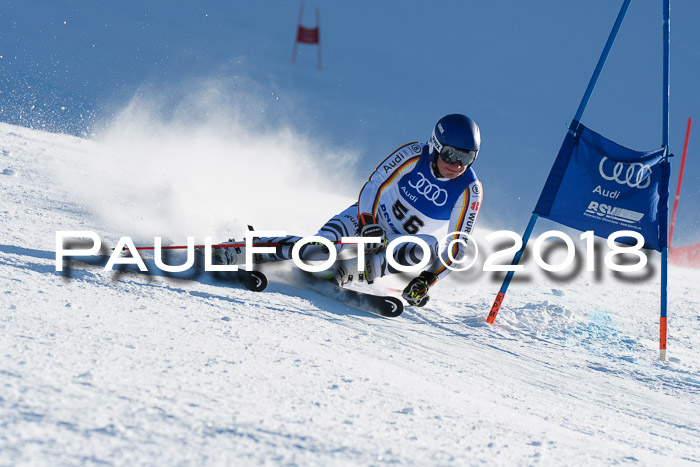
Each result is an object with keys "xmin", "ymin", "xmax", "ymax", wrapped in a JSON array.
[
  {"xmin": 402, "ymin": 271, "xmax": 436, "ymax": 307},
  {"xmin": 359, "ymin": 213, "xmax": 387, "ymax": 254}
]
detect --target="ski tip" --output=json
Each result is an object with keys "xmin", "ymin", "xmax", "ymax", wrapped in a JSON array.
[
  {"xmin": 246, "ymin": 271, "xmax": 268, "ymax": 292},
  {"xmin": 380, "ymin": 297, "xmax": 404, "ymax": 317}
]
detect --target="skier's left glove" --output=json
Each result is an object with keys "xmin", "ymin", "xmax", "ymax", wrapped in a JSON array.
[
  {"xmin": 402, "ymin": 271, "xmax": 436, "ymax": 307},
  {"xmin": 359, "ymin": 213, "xmax": 387, "ymax": 254}
]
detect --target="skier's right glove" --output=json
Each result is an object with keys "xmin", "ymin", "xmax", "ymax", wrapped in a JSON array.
[
  {"xmin": 402, "ymin": 271, "xmax": 436, "ymax": 307},
  {"xmin": 359, "ymin": 213, "xmax": 387, "ymax": 254}
]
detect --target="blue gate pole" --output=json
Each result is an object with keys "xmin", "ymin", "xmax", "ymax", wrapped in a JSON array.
[
  {"xmin": 571, "ymin": 0, "xmax": 632, "ymax": 129},
  {"xmin": 487, "ymin": 0, "xmax": 633, "ymax": 324},
  {"xmin": 659, "ymin": 0, "xmax": 670, "ymax": 361}
]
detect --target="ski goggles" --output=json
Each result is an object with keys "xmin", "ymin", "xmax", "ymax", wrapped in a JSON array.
[{"xmin": 439, "ymin": 145, "xmax": 478, "ymax": 166}]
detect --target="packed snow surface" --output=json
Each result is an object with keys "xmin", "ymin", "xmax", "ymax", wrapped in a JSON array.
[{"xmin": 1, "ymin": 123, "xmax": 699, "ymax": 465}]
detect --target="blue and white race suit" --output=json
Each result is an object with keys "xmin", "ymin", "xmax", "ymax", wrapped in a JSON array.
[
  {"xmin": 259, "ymin": 142, "xmax": 483, "ymax": 285},
  {"xmin": 356, "ymin": 142, "xmax": 482, "ymax": 283}
]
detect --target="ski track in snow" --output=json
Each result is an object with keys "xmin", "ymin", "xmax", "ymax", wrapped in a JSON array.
[{"xmin": 1, "ymin": 123, "xmax": 700, "ymax": 465}]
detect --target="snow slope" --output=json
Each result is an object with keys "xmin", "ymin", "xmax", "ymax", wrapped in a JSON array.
[{"xmin": 1, "ymin": 122, "xmax": 700, "ymax": 465}]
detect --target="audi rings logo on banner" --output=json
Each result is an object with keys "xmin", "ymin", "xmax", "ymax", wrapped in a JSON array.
[
  {"xmin": 408, "ymin": 173, "xmax": 448, "ymax": 206},
  {"xmin": 598, "ymin": 157, "xmax": 652, "ymax": 189}
]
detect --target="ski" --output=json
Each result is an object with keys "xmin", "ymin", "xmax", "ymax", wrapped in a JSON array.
[
  {"xmin": 178, "ymin": 248, "xmax": 269, "ymax": 292},
  {"xmin": 61, "ymin": 249, "xmax": 399, "ymax": 316},
  {"xmin": 298, "ymin": 272, "xmax": 404, "ymax": 317},
  {"xmin": 220, "ymin": 269, "xmax": 404, "ymax": 317},
  {"xmin": 326, "ymin": 284, "xmax": 404, "ymax": 317}
]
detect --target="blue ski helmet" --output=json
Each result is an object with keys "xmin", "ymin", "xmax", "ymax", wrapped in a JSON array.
[{"xmin": 430, "ymin": 114, "xmax": 481, "ymax": 166}]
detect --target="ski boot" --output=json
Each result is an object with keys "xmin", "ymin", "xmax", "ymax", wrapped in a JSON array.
[
  {"xmin": 198, "ymin": 239, "xmax": 261, "ymax": 267},
  {"xmin": 319, "ymin": 254, "xmax": 381, "ymax": 287}
]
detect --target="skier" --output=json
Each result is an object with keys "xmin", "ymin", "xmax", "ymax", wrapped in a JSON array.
[{"xmin": 213, "ymin": 114, "xmax": 483, "ymax": 307}]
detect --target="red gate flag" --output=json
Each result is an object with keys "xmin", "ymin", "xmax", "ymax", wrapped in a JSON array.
[{"xmin": 296, "ymin": 25, "xmax": 319, "ymax": 44}]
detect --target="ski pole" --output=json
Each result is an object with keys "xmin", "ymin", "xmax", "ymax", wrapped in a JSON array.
[{"xmin": 121, "ymin": 240, "xmax": 353, "ymax": 251}]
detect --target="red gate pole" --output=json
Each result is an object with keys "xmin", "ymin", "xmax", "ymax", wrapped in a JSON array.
[
  {"xmin": 316, "ymin": 7, "xmax": 322, "ymax": 70},
  {"xmin": 291, "ymin": 2, "xmax": 305, "ymax": 64},
  {"xmin": 669, "ymin": 117, "xmax": 692, "ymax": 247}
]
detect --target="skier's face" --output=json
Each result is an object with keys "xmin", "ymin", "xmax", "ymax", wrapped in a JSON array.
[{"xmin": 436, "ymin": 155, "xmax": 467, "ymax": 179}]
